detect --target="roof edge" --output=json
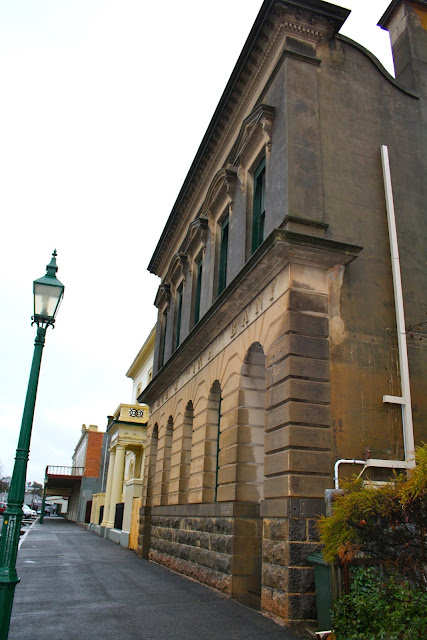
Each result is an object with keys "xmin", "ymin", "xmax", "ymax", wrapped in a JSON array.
[
  {"xmin": 378, "ymin": 0, "xmax": 427, "ymax": 28},
  {"xmin": 147, "ymin": 0, "xmax": 350, "ymax": 276}
]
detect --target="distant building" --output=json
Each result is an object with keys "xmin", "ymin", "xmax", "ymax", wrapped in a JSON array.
[
  {"xmin": 67, "ymin": 424, "xmax": 106, "ymax": 523},
  {"xmin": 126, "ymin": 326, "xmax": 155, "ymax": 404},
  {"xmin": 137, "ymin": 0, "xmax": 427, "ymax": 625},
  {"xmin": 89, "ymin": 327, "xmax": 155, "ymax": 550}
]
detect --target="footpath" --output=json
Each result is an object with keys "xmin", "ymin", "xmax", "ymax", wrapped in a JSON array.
[{"xmin": 8, "ymin": 517, "xmax": 300, "ymax": 640}]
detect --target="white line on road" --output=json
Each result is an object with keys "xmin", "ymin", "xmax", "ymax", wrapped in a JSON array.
[{"xmin": 18, "ymin": 517, "xmax": 39, "ymax": 549}]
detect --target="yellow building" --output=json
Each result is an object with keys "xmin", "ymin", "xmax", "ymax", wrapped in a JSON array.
[{"xmin": 90, "ymin": 327, "xmax": 155, "ymax": 549}]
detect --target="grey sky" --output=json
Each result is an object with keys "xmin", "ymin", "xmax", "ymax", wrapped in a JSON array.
[{"xmin": 0, "ymin": 0, "xmax": 395, "ymax": 483}]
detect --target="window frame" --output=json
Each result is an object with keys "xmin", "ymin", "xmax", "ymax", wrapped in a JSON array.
[
  {"xmin": 193, "ymin": 253, "xmax": 203, "ymax": 326},
  {"xmin": 174, "ymin": 281, "xmax": 184, "ymax": 350},
  {"xmin": 159, "ymin": 307, "xmax": 168, "ymax": 369},
  {"xmin": 251, "ymin": 156, "xmax": 266, "ymax": 254},
  {"xmin": 217, "ymin": 213, "xmax": 229, "ymax": 296}
]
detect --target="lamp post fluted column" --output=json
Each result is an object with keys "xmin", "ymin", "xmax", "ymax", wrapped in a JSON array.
[
  {"xmin": 0, "ymin": 326, "xmax": 46, "ymax": 638},
  {"xmin": 0, "ymin": 251, "xmax": 64, "ymax": 640},
  {"xmin": 39, "ymin": 472, "xmax": 48, "ymax": 525}
]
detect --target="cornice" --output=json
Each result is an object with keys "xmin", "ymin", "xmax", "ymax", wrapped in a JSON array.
[
  {"xmin": 148, "ymin": 0, "xmax": 350, "ymax": 277},
  {"xmin": 126, "ymin": 325, "xmax": 156, "ymax": 379}
]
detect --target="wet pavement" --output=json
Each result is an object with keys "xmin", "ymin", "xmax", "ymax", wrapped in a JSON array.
[{"xmin": 8, "ymin": 517, "xmax": 301, "ymax": 640}]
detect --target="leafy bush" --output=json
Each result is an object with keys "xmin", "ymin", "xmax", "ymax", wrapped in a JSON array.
[
  {"xmin": 331, "ymin": 566, "xmax": 427, "ymax": 640},
  {"xmin": 318, "ymin": 444, "xmax": 427, "ymax": 589}
]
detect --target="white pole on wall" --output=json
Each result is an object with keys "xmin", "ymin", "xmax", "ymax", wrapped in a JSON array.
[{"xmin": 380, "ymin": 145, "xmax": 415, "ymax": 468}]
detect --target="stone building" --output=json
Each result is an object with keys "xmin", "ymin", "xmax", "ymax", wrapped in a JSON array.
[{"xmin": 138, "ymin": 0, "xmax": 427, "ymax": 625}]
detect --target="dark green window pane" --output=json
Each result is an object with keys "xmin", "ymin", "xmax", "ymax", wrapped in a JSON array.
[
  {"xmin": 218, "ymin": 214, "xmax": 229, "ymax": 296},
  {"xmin": 252, "ymin": 156, "xmax": 266, "ymax": 254},
  {"xmin": 194, "ymin": 256, "xmax": 203, "ymax": 325},
  {"xmin": 160, "ymin": 308, "xmax": 167, "ymax": 367},
  {"xmin": 214, "ymin": 394, "xmax": 222, "ymax": 502},
  {"xmin": 175, "ymin": 283, "xmax": 183, "ymax": 349}
]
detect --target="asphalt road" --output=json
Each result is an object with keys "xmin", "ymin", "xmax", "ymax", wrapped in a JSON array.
[{"xmin": 8, "ymin": 517, "xmax": 301, "ymax": 640}]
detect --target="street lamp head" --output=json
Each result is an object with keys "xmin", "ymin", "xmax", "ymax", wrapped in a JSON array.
[{"xmin": 32, "ymin": 250, "xmax": 65, "ymax": 327}]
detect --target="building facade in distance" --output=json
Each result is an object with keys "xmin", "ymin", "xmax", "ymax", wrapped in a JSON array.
[
  {"xmin": 67, "ymin": 424, "xmax": 106, "ymax": 523},
  {"xmin": 139, "ymin": 0, "xmax": 427, "ymax": 624},
  {"xmin": 90, "ymin": 327, "xmax": 155, "ymax": 549}
]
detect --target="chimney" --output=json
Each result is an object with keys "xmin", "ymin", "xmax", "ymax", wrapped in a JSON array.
[{"xmin": 378, "ymin": 0, "xmax": 427, "ymax": 94}]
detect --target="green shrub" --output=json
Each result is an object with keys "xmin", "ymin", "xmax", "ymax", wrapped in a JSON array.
[
  {"xmin": 332, "ymin": 566, "xmax": 427, "ymax": 640},
  {"xmin": 318, "ymin": 445, "xmax": 427, "ymax": 589}
]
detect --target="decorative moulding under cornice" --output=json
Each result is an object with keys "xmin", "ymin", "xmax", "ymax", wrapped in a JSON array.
[
  {"xmin": 182, "ymin": 217, "xmax": 209, "ymax": 258},
  {"xmin": 272, "ymin": 0, "xmax": 349, "ymax": 43},
  {"xmin": 201, "ymin": 165, "xmax": 238, "ymax": 217},
  {"xmin": 229, "ymin": 103, "xmax": 275, "ymax": 190},
  {"xmin": 201, "ymin": 165, "xmax": 239, "ymax": 239},
  {"xmin": 154, "ymin": 283, "xmax": 171, "ymax": 311},
  {"xmin": 165, "ymin": 252, "xmax": 189, "ymax": 291}
]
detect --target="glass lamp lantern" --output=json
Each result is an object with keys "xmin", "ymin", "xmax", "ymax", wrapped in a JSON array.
[{"xmin": 33, "ymin": 250, "xmax": 65, "ymax": 325}]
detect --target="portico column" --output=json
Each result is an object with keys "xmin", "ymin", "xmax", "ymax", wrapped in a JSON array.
[
  {"xmin": 106, "ymin": 444, "xmax": 126, "ymax": 528},
  {"xmin": 100, "ymin": 447, "xmax": 116, "ymax": 527},
  {"xmin": 140, "ymin": 447, "xmax": 146, "ymax": 479}
]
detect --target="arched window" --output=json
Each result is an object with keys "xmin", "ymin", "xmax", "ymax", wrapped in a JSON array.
[
  {"xmin": 208, "ymin": 381, "xmax": 222, "ymax": 502},
  {"xmin": 160, "ymin": 416, "xmax": 174, "ymax": 504},
  {"xmin": 189, "ymin": 381, "xmax": 222, "ymax": 504},
  {"xmin": 146, "ymin": 423, "xmax": 159, "ymax": 505}
]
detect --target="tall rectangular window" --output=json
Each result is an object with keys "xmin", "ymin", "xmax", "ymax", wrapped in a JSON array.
[
  {"xmin": 251, "ymin": 156, "xmax": 266, "ymax": 254},
  {"xmin": 175, "ymin": 282, "xmax": 183, "ymax": 350},
  {"xmin": 217, "ymin": 214, "xmax": 229, "ymax": 296},
  {"xmin": 193, "ymin": 256, "xmax": 203, "ymax": 325},
  {"xmin": 160, "ymin": 308, "xmax": 167, "ymax": 368}
]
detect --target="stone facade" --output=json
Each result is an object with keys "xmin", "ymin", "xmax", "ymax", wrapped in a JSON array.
[{"xmin": 137, "ymin": 0, "xmax": 427, "ymax": 625}]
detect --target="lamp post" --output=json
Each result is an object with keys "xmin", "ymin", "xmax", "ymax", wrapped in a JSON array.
[
  {"xmin": 0, "ymin": 251, "xmax": 64, "ymax": 640},
  {"xmin": 39, "ymin": 471, "xmax": 47, "ymax": 525}
]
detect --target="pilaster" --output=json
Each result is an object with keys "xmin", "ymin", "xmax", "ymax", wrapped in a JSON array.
[
  {"xmin": 100, "ymin": 447, "xmax": 116, "ymax": 527},
  {"xmin": 105, "ymin": 445, "xmax": 126, "ymax": 528}
]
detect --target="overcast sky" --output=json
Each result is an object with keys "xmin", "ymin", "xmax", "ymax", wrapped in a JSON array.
[{"xmin": 0, "ymin": 0, "xmax": 395, "ymax": 484}]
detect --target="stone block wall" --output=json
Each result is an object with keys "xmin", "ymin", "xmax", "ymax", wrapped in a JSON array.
[
  {"xmin": 139, "ymin": 503, "xmax": 262, "ymax": 606},
  {"xmin": 149, "ymin": 515, "xmax": 233, "ymax": 593},
  {"xmin": 262, "ymin": 514, "xmax": 320, "ymax": 622}
]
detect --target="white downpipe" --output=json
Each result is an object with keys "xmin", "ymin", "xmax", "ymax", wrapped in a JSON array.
[
  {"xmin": 380, "ymin": 145, "xmax": 415, "ymax": 468},
  {"xmin": 334, "ymin": 459, "xmax": 366, "ymax": 490},
  {"xmin": 333, "ymin": 148, "xmax": 416, "ymax": 491}
]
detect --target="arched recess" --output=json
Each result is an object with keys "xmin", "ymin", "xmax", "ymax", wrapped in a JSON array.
[
  {"xmin": 160, "ymin": 416, "xmax": 174, "ymax": 505},
  {"xmin": 169, "ymin": 401, "xmax": 194, "ymax": 505},
  {"xmin": 189, "ymin": 381, "xmax": 221, "ymax": 504},
  {"xmin": 144, "ymin": 423, "xmax": 158, "ymax": 505},
  {"xmin": 235, "ymin": 342, "xmax": 266, "ymax": 502}
]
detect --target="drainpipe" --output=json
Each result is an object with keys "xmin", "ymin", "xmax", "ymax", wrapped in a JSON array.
[
  {"xmin": 381, "ymin": 145, "xmax": 415, "ymax": 468},
  {"xmin": 333, "ymin": 147, "xmax": 416, "ymax": 490}
]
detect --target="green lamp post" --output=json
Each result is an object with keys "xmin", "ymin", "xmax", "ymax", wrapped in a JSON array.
[
  {"xmin": 0, "ymin": 251, "xmax": 64, "ymax": 640},
  {"xmin": 39, "ymin": 473, "xmax": 48, "ymax": 525}
]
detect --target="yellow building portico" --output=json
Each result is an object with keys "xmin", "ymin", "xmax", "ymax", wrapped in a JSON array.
[{"xmin": 92, "ymin": 403, "xmax": 148, "ymax": 548}]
